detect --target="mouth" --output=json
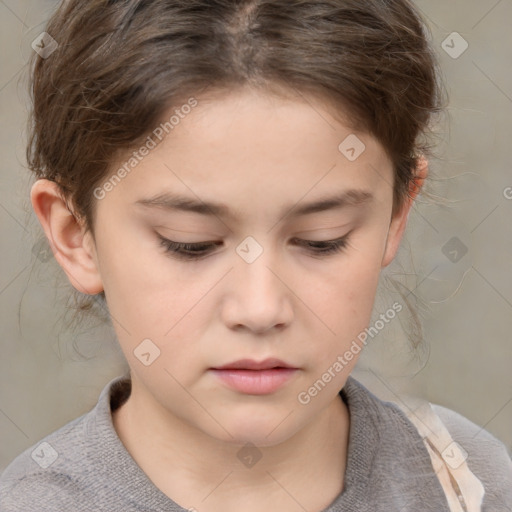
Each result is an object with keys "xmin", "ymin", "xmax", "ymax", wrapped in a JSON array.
[
  {"xmin": 210, "ymin": 358, "xmax": 299, "ymax": 395},
  {"xmin": 211, "ymin": 358, "xmax": 297, "ymax": 371}
]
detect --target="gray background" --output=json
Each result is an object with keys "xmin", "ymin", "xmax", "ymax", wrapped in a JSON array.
[{"xmin": 1, "ymin": 0, "xmax": 511, "ymax": 472}]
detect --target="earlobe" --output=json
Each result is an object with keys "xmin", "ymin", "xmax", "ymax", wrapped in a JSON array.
[
  {"xmin": 30, "ymin": 179, "xmax": 104, "ymax": 295},
  {"xmin": 381, "ymin": 156, "xmax": 429, "ymax": 268}
]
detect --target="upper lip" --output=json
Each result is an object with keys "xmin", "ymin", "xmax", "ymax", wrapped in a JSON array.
[{"xmin": 212, "ymin": 358, "xmax": 297, "ymax": 370}]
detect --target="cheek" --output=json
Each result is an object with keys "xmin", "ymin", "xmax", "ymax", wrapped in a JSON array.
[
  {"xmin": 306, "ymin": 269, "xmax": 380, "ymax": 350},
  {"xmin": 103, "ymin": 258, "xmax": 210, "ymax": 342},
  {"xmin": 299, "ymin": 244, "xmax": 384, "ymax": 364},
  {"xmin": 94, "ymin": 218, "xmax": 211, "ymax": 344},
  {"xmin": 98, "ymin": 250, "xmax": 211, "ymax": 388}
]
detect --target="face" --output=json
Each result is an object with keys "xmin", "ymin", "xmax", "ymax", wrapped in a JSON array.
[{"xmin": 84, "ymin": 87, "xmax": 408, "ymax": 446}]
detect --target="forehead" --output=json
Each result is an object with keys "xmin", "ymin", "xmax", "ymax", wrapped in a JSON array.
[
  {"xmin": 102, "ymin": 87, "xmax": 394, "ymax": 219},
  {"xmin": 170, "ymin": 86, "xmax": 359, "ymax": 149},
  {"xmin": 154, "ymin": 87, "xmax": 389, "ymax": 172}
]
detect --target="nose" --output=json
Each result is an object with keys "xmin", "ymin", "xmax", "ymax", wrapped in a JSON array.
[{"xmin": 221, "ymin": 248, "xmax": 293, "ymax": 334}]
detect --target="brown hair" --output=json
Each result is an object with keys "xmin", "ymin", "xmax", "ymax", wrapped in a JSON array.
[{"xmin": 27, "ymin": 0, "xmax": 447, "ymax": 354}]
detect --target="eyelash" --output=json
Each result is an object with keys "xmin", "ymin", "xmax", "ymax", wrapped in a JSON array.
[{"xmin": 157, "ymin": 233, "xmax": 351, "ymax": 261}]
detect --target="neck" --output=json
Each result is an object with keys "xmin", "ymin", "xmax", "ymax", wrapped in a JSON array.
[{"xmin": 112, "ymin": 377, "xmax": 350, "ymax": 512}]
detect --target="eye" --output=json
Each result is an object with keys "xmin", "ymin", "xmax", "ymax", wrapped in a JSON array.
[
  {"xmin": 292, "ymin": 235, "xmax": 350, "ymax": 255},
  {"xmin": 157, "ymin": 233, "xmax": 351, "ymax": 261},
  {"xmin": 157, "ymin": 235, "xmax": 222, "ymax": 261}
]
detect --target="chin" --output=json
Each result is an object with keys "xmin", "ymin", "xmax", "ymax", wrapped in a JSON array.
[{"xmin": 204, "ymin": 409, "xmax": 302, "ymax": 448}]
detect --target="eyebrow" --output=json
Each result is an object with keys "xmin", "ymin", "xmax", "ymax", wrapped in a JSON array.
[{"xmin": 135, "ymin": 189, "xmax": 374, "ymax": 221}]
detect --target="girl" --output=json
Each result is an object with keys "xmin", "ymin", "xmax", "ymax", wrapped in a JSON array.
[{"xmin": 1, "ymin": 0, "xmax": 511, "ymax": 511}]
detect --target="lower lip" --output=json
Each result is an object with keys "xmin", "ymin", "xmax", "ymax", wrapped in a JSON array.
[{"xmin": 210, "ymin": 368, "xmax": 298, "ymax": 395}]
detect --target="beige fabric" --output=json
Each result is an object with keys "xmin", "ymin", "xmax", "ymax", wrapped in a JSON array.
[{"xmin": 403, "ymin": 402, "xmax": 485, "ymax": 512}]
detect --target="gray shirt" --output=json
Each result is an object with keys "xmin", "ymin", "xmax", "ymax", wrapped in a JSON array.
[{"xmin": 1, "ymin": 375, "xmax": 511, "ymax": 511}]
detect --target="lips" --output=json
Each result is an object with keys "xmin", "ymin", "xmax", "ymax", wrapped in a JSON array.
[
  {"xmin": 212, "ymin": 357, "xmax": 296, "ymax": 371},
  {"xmin": 210, "ymin": 358, "xmax": 299, "ymax": 395}
]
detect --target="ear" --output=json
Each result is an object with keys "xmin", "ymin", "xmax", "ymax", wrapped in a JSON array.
[
  {"xmin": 30, "ymin": 179, "xmax": 104, "ymax": 295},
  {"xmin": 381, "ymin": 156, "xmax": 428, "ymax": 268}
]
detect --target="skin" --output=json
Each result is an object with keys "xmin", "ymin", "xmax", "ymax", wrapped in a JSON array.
[{"xmin": 31, "ymin": 86, "xmax": 427, "ymax": 512}]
